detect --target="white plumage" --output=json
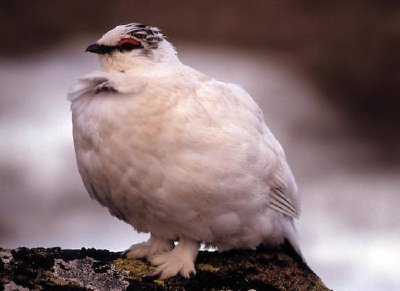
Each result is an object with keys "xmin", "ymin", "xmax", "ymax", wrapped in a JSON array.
[{"xmin": 68, "ymin": 23, "xmax": 302, "ymax": 279}]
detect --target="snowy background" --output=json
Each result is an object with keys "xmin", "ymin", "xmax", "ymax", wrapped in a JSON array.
[{"xmin": 1, "ymin": 2, "xmax": 399, "ymax": 291}]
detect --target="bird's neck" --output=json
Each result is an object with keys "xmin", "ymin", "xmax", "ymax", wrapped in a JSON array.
[{"xmin": 99, "ymin": 54, "xmax": 153, "ymax": 74}]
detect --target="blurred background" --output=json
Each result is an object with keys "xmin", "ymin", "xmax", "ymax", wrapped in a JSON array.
[{"xmin": 0, "ymin": 1, "xmax": 399, "ymax": 290}]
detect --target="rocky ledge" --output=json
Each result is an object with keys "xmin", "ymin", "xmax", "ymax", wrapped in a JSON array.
[{"xmin": 0, "ymin": 243, "xmax": 329, "ymax": 290}]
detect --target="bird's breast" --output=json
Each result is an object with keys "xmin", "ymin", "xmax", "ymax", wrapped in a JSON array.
[{"xmin": 72, "ymin": 89, "xmax": 180, "ymax": 188}]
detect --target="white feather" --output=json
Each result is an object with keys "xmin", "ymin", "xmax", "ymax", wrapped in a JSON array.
[{"xmin": 69, "ymin": 24, "xmax": 303, "ymax": 278}]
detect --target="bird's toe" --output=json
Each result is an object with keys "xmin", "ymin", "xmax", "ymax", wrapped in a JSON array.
[{"xmin": 124, "ymin": 236, "xmax": 174, "ymax": 260}]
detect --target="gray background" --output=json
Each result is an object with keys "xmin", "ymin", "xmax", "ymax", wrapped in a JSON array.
[{"xmin": 0, "ymin": 1, "xmax": 399, "ymax": 290}]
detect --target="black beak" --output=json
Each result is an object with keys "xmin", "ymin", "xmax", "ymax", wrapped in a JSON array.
[
  {"xmin": 85, "ymin": 43, "xmax": 114, "ymax": 54},
  {"xmin": 86, "ymin": 43, "xmax": 103, "ymax": 54}
]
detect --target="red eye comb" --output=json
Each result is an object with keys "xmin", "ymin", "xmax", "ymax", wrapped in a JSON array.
[{"xmin": 117, "ymin": 38, "xmax": 141, "ymax": 46}]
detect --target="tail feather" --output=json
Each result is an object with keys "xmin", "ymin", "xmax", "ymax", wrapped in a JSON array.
[{"xmin": 281, "ymin": 218, "xmax": 305, "ymax": 263}]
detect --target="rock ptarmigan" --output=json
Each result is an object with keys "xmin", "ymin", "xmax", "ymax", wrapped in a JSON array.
[{"xmin": 68, "ymin": 23, "xmax": 302, "ymax": 279}]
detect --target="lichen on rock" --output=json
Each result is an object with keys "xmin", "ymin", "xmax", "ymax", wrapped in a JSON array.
[{"xmin": 0, "ymin": 246, "xmax": 330, "ymax": 290}]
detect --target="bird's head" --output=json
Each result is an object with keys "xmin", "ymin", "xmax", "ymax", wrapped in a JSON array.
[{"xmin": 86, "ymin": 23, "xmax": 178, "ymax": 73}]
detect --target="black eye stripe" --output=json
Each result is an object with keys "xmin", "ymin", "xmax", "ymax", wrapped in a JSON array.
[
  {"xmin": 116, "ymin": 42, "xmax": 144, "ymax": 52},
  {"xmin": 92, "ymin": 43, "xmax": 143, "ymax": 54}
]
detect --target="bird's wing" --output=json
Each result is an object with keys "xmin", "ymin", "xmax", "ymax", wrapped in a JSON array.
[
  {"xmin": 269, "ymin": 187, "xmax": 299, "ymax": 219},
  {"xmin": 205, "ymin": 79, "xmax": 300, "ymax": 219},
  {"xmin": 67, "ymin": 71, "xmax": 110, "ymax": 102},
  {"xmin": 67, "ymin": 71, "xmax": 147, "ymax": 102}
]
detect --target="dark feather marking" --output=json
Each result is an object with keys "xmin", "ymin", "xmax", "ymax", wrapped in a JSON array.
[
  {"xmin": 94, "ymin": 84, "xmax": 118, "ymax": 94},
  {"xmin": 269, "ymin": 188, "xmax": 299, "ymax": 218}
]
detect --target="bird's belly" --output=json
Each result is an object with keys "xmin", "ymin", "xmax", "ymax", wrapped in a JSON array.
[
  {"xmin": 72, "ymin": 94, "xmax": 280, "ymax": 246},
  {"xmin": 73, "ymin": 127, "xmax": 169, "ymax": 231},
  {"xmin": 75, "ymin": 130, "xmax": 273, "ymax": 245}
]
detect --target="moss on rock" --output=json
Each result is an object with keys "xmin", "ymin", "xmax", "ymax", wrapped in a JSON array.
[{"xmin": 0, "ymin": 246, "xmax": 330, "ymax": 290}]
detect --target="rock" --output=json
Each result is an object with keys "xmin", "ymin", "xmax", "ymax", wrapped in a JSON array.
[{"xmin": 0, "ymin": 244, "xmax": 330, "ymax": 290}]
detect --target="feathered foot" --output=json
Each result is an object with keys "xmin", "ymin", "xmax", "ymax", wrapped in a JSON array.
[
  {"xmin": 149, "ymin": 237, "xmax": 200, "ymax": 279},
  {"xmin": 123, "ymin": 234, "xmax": 174, "ymax": 259}
]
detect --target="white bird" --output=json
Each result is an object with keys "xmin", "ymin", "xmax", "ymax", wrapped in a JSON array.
[{"xmin": 68, "ymin": 23, "xmax": 302, "ymax": 279}]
